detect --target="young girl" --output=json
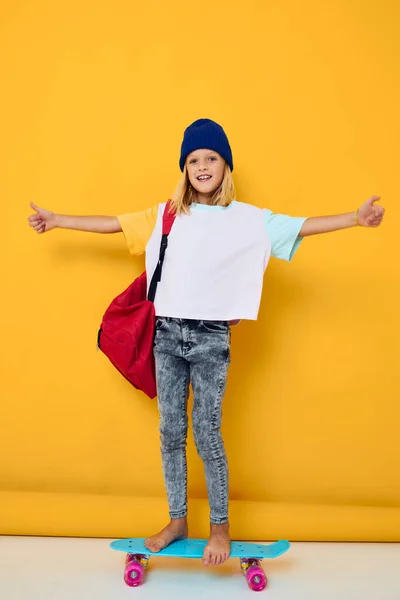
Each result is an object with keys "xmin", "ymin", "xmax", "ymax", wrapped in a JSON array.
[{"xmin": 28, "ymin": 118, "xmax": 385, "ymax": 567}]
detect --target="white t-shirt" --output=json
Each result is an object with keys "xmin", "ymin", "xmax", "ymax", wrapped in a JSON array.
[{"xmin": 118, "ymin": 201, "xmax": 307, "ymax": 321}]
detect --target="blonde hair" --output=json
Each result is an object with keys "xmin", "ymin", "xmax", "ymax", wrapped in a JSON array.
[{"xmin": 170, "ymin": 163, "xmax": 236, "ymax": 215}]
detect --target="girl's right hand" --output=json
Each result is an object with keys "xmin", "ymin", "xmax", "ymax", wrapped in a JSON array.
[{"xmin": 28, "ymin": 202, "xmax": 57, "ymax": 233}]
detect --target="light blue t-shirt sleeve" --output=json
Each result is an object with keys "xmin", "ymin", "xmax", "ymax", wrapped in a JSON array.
[{"xmin": 264, "ymin": 209, "xmax": 308, "ymax": 261}]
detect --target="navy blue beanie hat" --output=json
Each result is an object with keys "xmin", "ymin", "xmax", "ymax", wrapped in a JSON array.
[{"xmin": 179, "ymin": 119, "xmax": 233, "ymax": 172}]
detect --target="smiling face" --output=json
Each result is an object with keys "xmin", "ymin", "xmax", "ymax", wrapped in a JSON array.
[{"xmin": 186, "ymin": 149, "xmax": 226, "ymax": 203}]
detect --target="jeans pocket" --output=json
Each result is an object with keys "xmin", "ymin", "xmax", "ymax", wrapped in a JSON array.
[{"xmin": 201, "ymin": 320, "xmax": 229, "ymax": 334}]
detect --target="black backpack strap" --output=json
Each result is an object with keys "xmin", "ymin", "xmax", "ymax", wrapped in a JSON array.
[{"xmin": 147, "ymin": 201, "xmax": 175, "ymax": 303}]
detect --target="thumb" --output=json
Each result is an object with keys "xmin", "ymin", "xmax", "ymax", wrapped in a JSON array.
[
  {"xmin": 30, "ymin": 201, "xmax": 41, "ymax": 213},
  {"xmin": 366, "ymin": 195, "xmax": 381, "ymax": 207}
]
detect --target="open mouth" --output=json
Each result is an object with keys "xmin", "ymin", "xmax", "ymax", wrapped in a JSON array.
[{"xmin": 197, "ymin": 175, "xmax": 212, "ymax": 182}]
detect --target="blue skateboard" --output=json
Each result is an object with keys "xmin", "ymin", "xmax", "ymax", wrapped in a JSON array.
[{"xmin": 110, "ymin": 537, "xmax": 290, "ymax": 591}]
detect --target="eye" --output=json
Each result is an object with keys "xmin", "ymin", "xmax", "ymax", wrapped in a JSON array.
[
  {"xmin": 209, "ymin": 156, "xmax": 217, "ymax": 161},
  {"xmin": 189, "ymin": 159, "xmax": 197, "ymax": 164}
]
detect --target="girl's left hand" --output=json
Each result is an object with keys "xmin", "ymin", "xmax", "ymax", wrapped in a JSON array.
[{"xmin": 357, "ymin": 196, "xmax": 385, "ymax": 227}]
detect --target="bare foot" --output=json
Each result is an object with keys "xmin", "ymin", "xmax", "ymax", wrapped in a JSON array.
[
  {"xmin": 145, "ymin": 517, "xmax": 188, "ymax": 553},
  {"xmin": 202, "ymin": 522, "xmax": 231, "ymax": 566}
]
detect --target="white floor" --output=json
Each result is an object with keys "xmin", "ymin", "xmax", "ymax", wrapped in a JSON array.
[{"xmin": 1, "ymin": 536, "xmax": 399, "ymax": 600}]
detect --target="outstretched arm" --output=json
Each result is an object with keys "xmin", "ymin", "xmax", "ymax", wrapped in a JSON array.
[
  {"xmin": 27, "ymin": 202, "xmax": 122, "ymax": 234},
  {"xmin": 299, "ymin": 196, "xmax": 385, "ymax": 237}
]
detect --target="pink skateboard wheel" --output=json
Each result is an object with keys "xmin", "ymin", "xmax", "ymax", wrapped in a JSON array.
[
  {"xmin": 246, "ymin": 566, "xmax": 267, "ymax": 592},
  {"xmin": 124, "ymin": 561, "xmax": 145, "ymax": 587}
]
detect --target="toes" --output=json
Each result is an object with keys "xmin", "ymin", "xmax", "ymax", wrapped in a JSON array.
[
  {"xmin": 215, "ymin": 551, "xmax": 229, "ymax": 565},
  {"xmin": 203, "ymin": 547, "xmax": 230, "ymax": 566},
  {"xmin": 144, "ymin": 540, "xmax": 160, "ymax": 552},
  {"xmin": 204, "ymin": 550, "xmax": 228, "ymax": 566}
]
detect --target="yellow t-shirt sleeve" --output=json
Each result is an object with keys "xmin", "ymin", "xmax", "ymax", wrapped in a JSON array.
[{"xmin": 117, "ymin": 205, "xmax": 159, "ymax": 256}]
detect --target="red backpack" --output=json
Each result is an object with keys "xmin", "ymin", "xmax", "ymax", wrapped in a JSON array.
[{"xmin": 97, "ymin": 201, "xmax": 176, "ymax": 398}]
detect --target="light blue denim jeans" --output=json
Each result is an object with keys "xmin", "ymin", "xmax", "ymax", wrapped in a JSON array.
[{"xmin": 154, "ymin": 317, "xmax": 231, "ymax": 525}]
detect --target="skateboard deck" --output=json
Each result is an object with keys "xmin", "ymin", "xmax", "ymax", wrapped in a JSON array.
[
  {"xmin": 111, "ymin": 537, "xmax": 289, "ymax": 559},
  {"xmin": 111, "ymin": 537, "xmax": 290, "ymax": 591}
]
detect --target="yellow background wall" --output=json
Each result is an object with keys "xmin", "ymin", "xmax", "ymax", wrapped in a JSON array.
[{"xmin": 1, "ymin": 0, "xmax": 399, "ymax": 540}]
